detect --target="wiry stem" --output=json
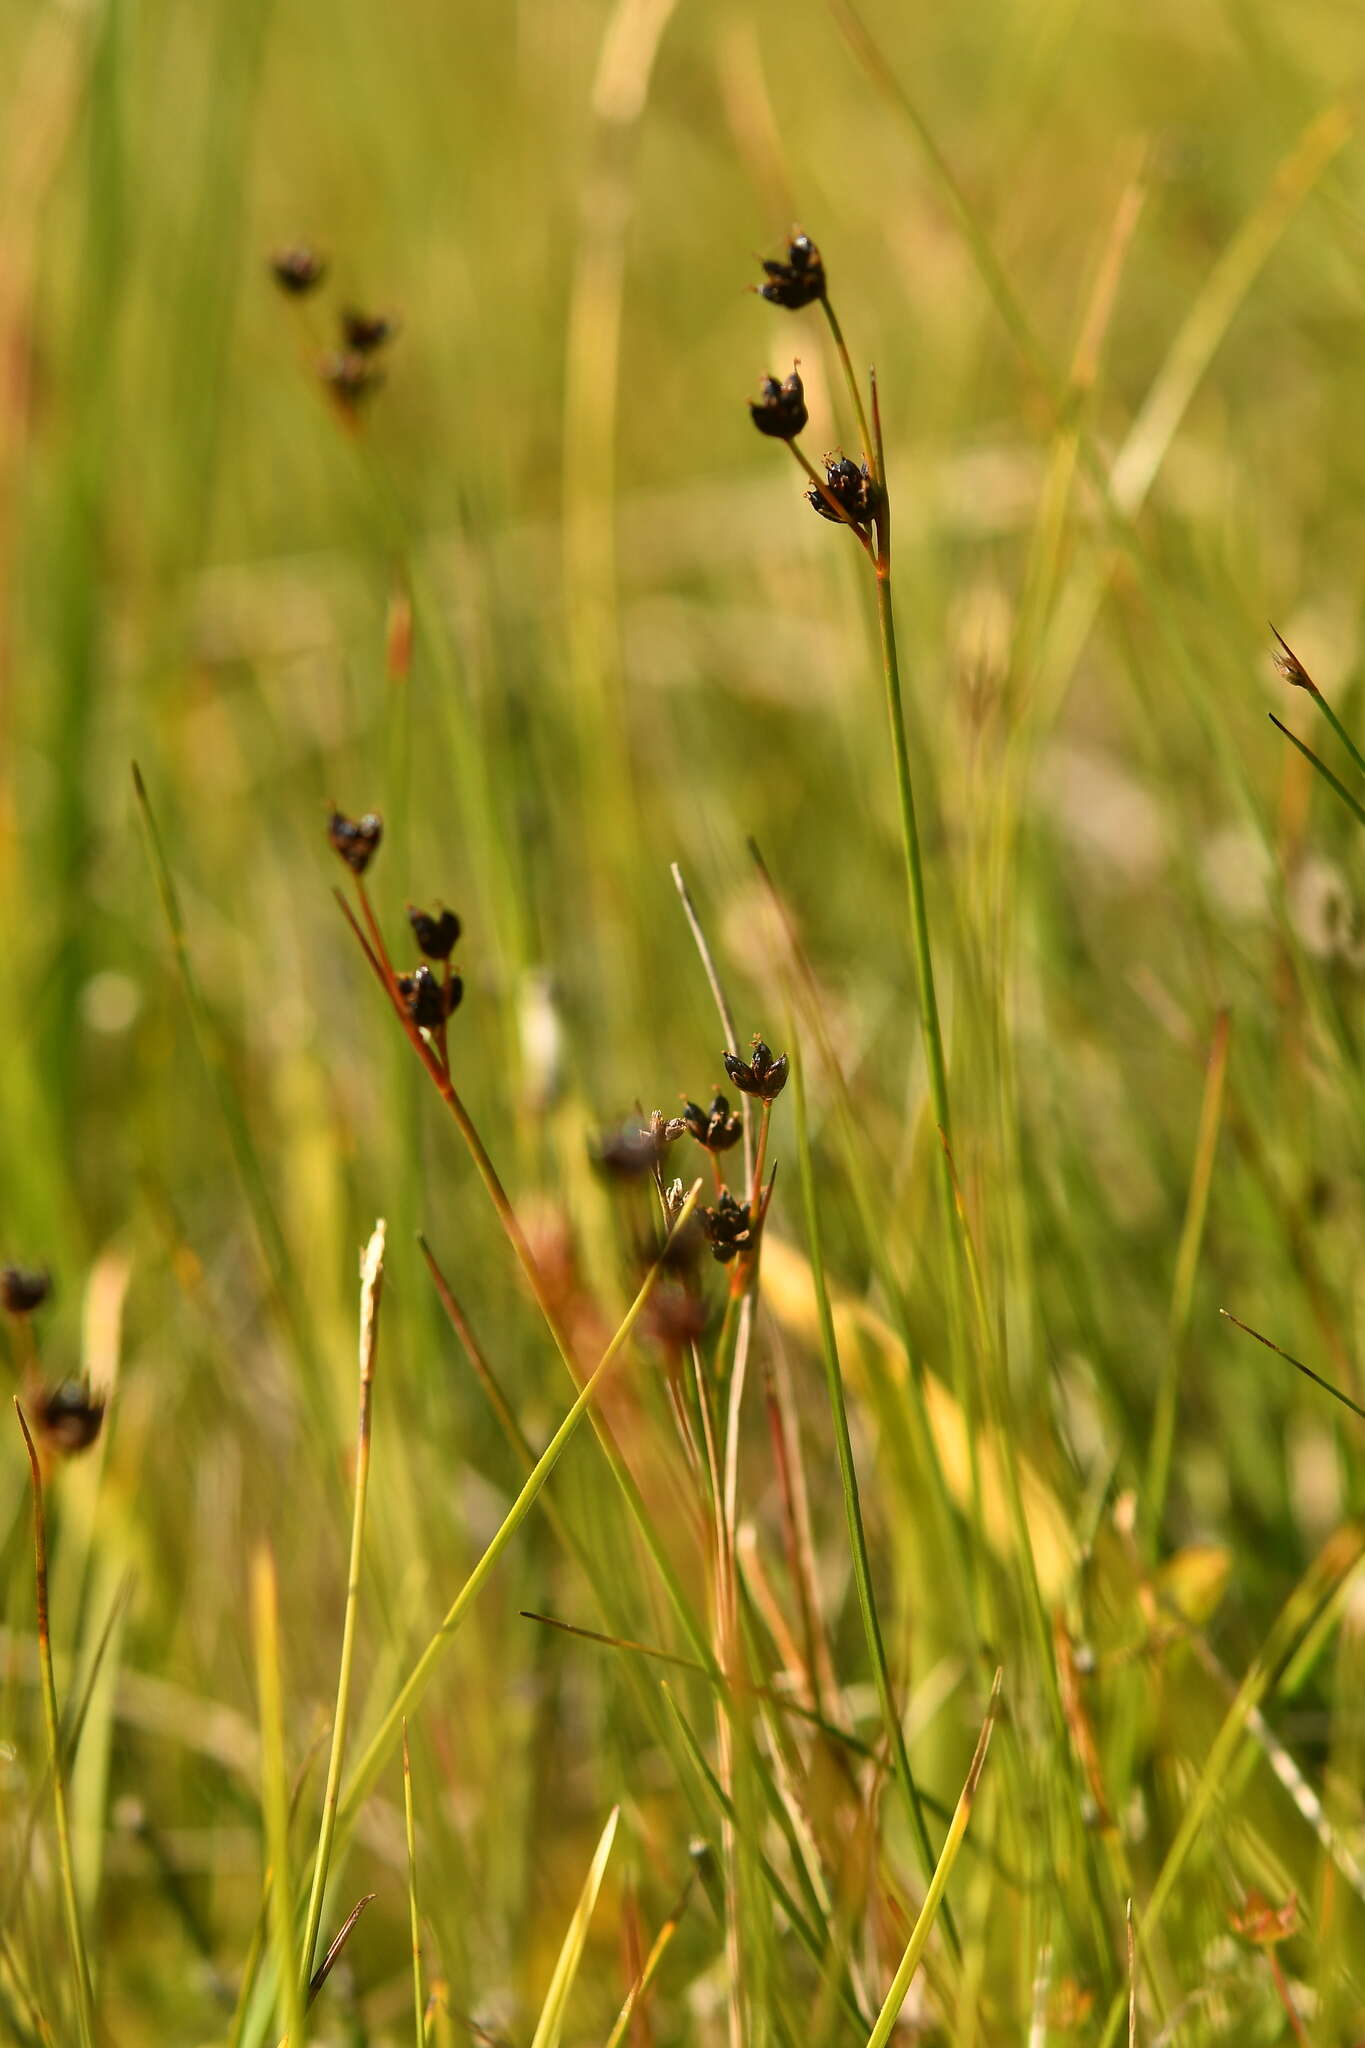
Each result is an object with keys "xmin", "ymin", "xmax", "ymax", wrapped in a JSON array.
[
  {"xmin": 14, "ymin": 1404, "xmax": 95, "ymax": 2048},
  {"xmin": 820, "ymin": 294, "xmax": 877, "ymax": 478},
  {"xmin": 300, "ymin": 1221, "xmax": 387, "ymax": 1994}
]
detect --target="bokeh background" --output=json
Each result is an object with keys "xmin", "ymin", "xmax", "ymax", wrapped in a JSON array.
[{"xmin": 5, "ymin": 0, "xmax": 1365, "ymax": 2039}]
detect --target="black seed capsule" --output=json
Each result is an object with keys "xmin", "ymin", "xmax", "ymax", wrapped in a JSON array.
[
  {"xmin": 758, "ymin": 233, "xmax": 826, "ymax": 310},
  {"xmin": 328, "ymin": 807, "xmax": 383, "ymax": 875},
  {"xmin": 407, "ymin": 906, "xmax": 462, "ymax": 960}
]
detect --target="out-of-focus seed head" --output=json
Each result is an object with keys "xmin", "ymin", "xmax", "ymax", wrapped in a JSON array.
[
  {"xmin": 397, "ymin": 965, "xmax": 462, "ymax": 1031},
  {"xmin": 1, "ymin": 1267, "xmax": 52, "ymax": 1316},
  {"xmin": 758, "ymin": 232, "xmax": 826, "ymax": 310},
  {"xmin": 749, "ymin": 366, "xmax": 808, "ymax": 441},
  {"xmin": 644, "ymin": 1279, "xmax": 709, "ymax": 1352},
  {"xmin": 721, "ymin": 1037, "xmax": 789, "ymax": 1101},
  {"xmin": 328, "ymin": 806, "xmax": 383, "ymax": 874},
  {"xmin": 807, "ymin": 454, "xmax": 880, "ymax": 530},
  {"xmin": 33, "ymin": 1380, "xmax": 106, "ymax": 1456},
  {"xmin": 699, "ymin": 1188, "xmax": 754, "ymax": 1263},
  {"xmin": 270, "ymin": 245, "xmax": 327, "ymax": 295},
  {"xmin": 1229, "ymin": 1891, "xmax": 1299, "ymax": 1948},
  {"xmin": 341, "ymin": 308, "xmax": 397, "ymax": 355},
  {"xmin": 1271, "ymin": 627, "xmax": 1319, "ymax": 696},
  {"xmin": 592, "ymin": 1123, "xmax": 664, "ymax": 1181},
  {"xmin": 407, "ymin": 905, "xmax": 462, "ymax": 960},
  {"xmin": 319, "ymin": 351, "xmax": 384, "ymax": 412},
  {"xmin": 681, "ymin": 1093, "xmax": 743, "ymax": 1152}
]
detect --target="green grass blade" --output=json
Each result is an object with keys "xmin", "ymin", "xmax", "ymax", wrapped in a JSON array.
[
  {"xmin": 299, "ymin": 1220, "xmax": 386, "ymax": 1991},
  {"xmin": 527, "ymin": 1805, "xmax": 619, "ymax": 2048},
  {"xmin": 864, "ymin": 1673, "xmax": 1000, "ymax": 2048}
]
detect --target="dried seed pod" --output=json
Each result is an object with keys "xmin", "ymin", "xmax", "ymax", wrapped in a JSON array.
[
  {"xmin": 807, "ymin": 454, "xmax": 880, "ymax": 529},
  {"xmin": 721, "ymin": 1037, "xmax": 789, "ymax": 1101},
  {"xmin": 270, "ymin": 245, "xmax": 327, "ymax": 294},
  {"xmin": 33, "ymin": 1380, "xmax": 106, "ymax": 1456},
  {"xmin": 681, "ymin": 1093, "xmax": 742, "ymax": 1152},
  {"xmin": 699, "ymin": 1188, "xmax": 754, "ymax": 1263},
  {"xmin": 749, "ymin": 366, "xmax": 807, "ymax": 441},
  {"xmin": 407, "ymin": 905, "xmax": 462, "ymax": 960},
  {"xmin": 328, "ymin": 806, "xmax": 383, "ymax": 874},
  {"xmin": 1271, "ymin": 627, "xmax": 1318, "ymax": 695},
  {"xmin": 1, "ymin": 1267, "xmax": 52, "ymax": 1316},
  {"xmin": 341, "ymin": 309, "xmax": 397, "ymax": 355},
  {"xmin": 758, "ymin": 232, "xmax": 826, "ymax": 310},
  {"xmin": 397, "ymin": 965, "xmax": 461, "ymax": 1031}
]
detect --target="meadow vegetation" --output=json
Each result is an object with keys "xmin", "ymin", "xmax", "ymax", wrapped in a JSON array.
[{"xmin": 5, "ymin": 0, "xmax": 1365, "ymax": 2041}]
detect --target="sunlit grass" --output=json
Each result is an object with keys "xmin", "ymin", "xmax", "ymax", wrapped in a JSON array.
[{"xmin": 4, "ymin": 0, "xmax": 1365, "ymax": 2041}]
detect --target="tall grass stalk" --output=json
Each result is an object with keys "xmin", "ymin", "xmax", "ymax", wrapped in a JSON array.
[
  {"xmin": 790, "ymin": 1042, "xmax": 950, "ymax": 1934},
  {"xmin": 299, "ymin": 1219, "xmax": 386, "ymax": 1991},
  {"xmin": 863, "ymin": 1671, "xmax": 1000, "ymax": 2048},
  {"xmin": 251, "ymin": 1547, "xmax": 305, "ymax": 2048},
  {"xmin": 14, "ymin": 1404, "xmax": 96, "ymax": 2048}
]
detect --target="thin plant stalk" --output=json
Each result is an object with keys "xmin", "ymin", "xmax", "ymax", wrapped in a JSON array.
[
  {"xmin": 335, "ymin": 1182, "xmax": 703, "ymax": 1832},
  {"xmin": 820, "ymin": 293, "xmax": 877, "ymax": 478},
  {"xmin": 14, "ymin": 1405, "xmax": 95, "ymax": 2048},
  {"xmin": 402, "ymin": 1726, "xmax": 423, "ymax": 2048},
  {"xmin": 866, "ymin": 385, "xmax": 952, "ymax": 1155},
  {"xmin": 1146, "ymin": 1011, "xmax": 1230, "ymax": 1550},
  {"xmin": 601, "ymin": 1882, "xmax": 690, "ymax": 2048},
  {"xmin": 1269, "ymin": 714, "xmax": 1365, "ymax": 831},
  {"xmin": 671, "ymin": 861, "xmax": 752, "ymax": 1186},
  {"xmin": 252, "ymin": 1547, "xmax": 305, "ymax": 2048},
  {"xmin": 299, "ymin": 1220, "xmax": 387, "ymax": 1993},
  {"xmin": 863, "ymin": 1671, "xmax": 1001, "ymax": 2048},
  {"xmin": 789, "ymin": 1052, "xmax": 955, "ymax": 1951}
]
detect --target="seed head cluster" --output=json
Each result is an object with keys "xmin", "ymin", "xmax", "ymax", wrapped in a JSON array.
[
  {"xmin": 758, "ymin": 232, "xmax": 826, "ymax": 310},
  {"xmin": 749, "ymin": 368, "xmax": 808, "ymax": 441}
]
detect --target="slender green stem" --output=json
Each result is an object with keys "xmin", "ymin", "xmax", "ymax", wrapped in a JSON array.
[
  {"xmin": 402, "ymin": 1727, "xmax": 424, "ymax": 2048},
  {"xmin": 14, "ymin": 1406, "xmax": 95, "ymax": 2048},
  {"xmin": 299, "ymin": 1221, "xmax": 387, "ymax": 1994},
  {"xmin": 1270, "ymin": 715, "xmax": 1365, "ymax": 830},
  {"xmin": 863, "ymin": 1673, "xmax": 1000, "ymax": 2048},
  {"xmin": 1311, "ymin": 687, "xmax": 1365, "ymax": 790},
  {"xmin": 790, "ymin": 1049, "xmax": 957, "ymax": 1955},
  {"xmin": 252, "ymin": 1547, "xmax": 305, "ymax": 2048},
  {"xmin": 820, "ymin": 295, "xmax": 877, "ymax": 478},
  {"xmin": 871, "ymin": 548, "xmax": 953, "ymax": 1147},
  {"xmin": 1146, "ymin": 1012, "xmax": 1230, "ymax": 1552}
]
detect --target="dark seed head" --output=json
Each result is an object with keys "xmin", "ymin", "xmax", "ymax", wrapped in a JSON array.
[
  {"xmin": 721, "ymin": 1037, "xmax": 789, "ymax": 1102},
  {"xmin": 408, "ymin": 905, "xmax": 462, "ymax": 960},
  {"xmin": 397, "ymin": 965, "xmax": 460, "ymax": 1031},
  {"xmin": 33, "ymin": 1380, "xmax": 106, "ymax": 1456},
  {"xmin": 749, "ymin": 366, "xmax": 808, "ymax": 441},
  {"xmin": 681, "ymin": 1093, "xmax": 743, "ymax": 1152},
  {"xmin": 319, "ymin": 351, "xmax": 384, "ymax": 411},
  {"xmin": 328, "ymin": 806, "xmax": 383, "ymax": 875},
  {"xmin": 270, "ymin": 245, "xmax": 327, "ymax": 295},
  {"xmin": 341, "ymin": 308, "xmax": 397, "ymax": 355},
  {"xmin": 758, "ymin": 232, "xmax": 826, "ymax": 311},
  {"xmin": 699, "ymin": 1188, "xmax": 754, "ymax": 1263},
  {"xmin": 592, "ymin": 1123, "xmax": 663, "ymax": 1181},
  {"xmin": 807, "ymin": 454, "xmax": 880, "ymax": 530},
  {"xmin": 1, "ymin": 1267, "xmax": 52, "ymax": 1316}
]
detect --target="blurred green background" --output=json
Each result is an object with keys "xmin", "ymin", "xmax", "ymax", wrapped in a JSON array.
[{"xmin": 6, "ymin": 0, "xmax": 1365, "ymax": 2038}]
